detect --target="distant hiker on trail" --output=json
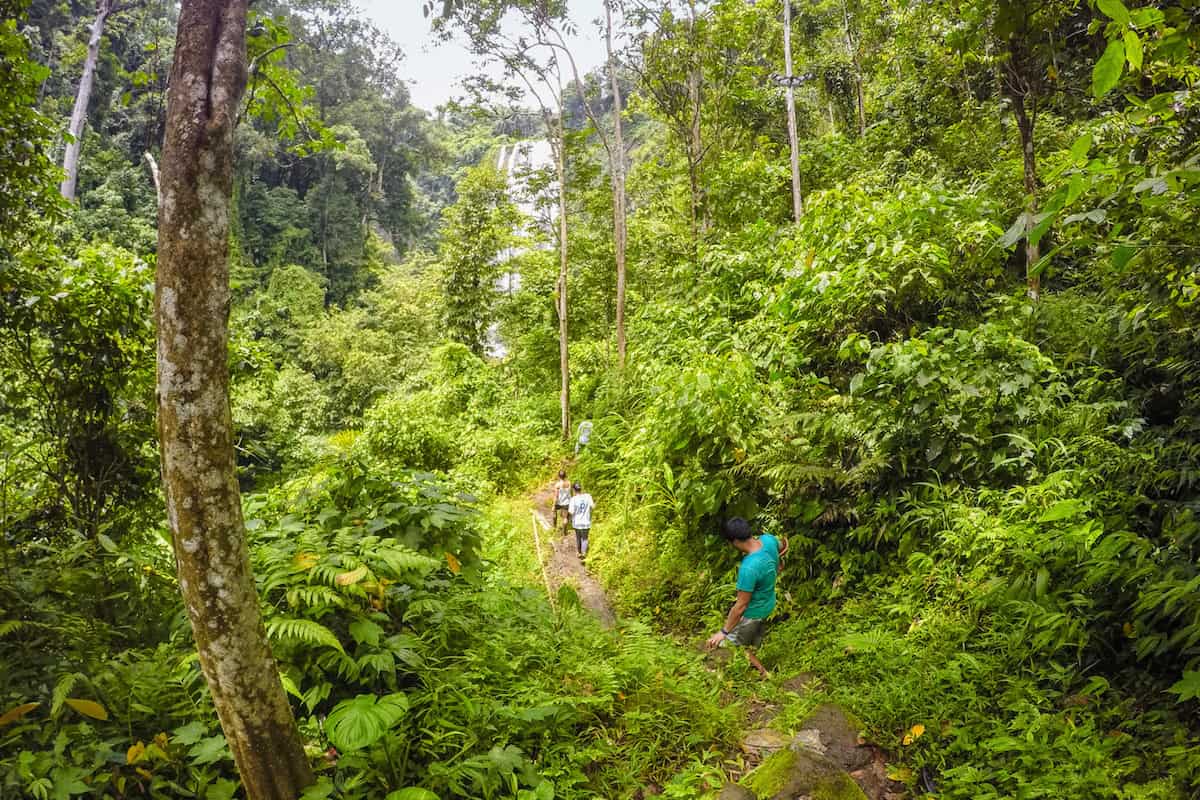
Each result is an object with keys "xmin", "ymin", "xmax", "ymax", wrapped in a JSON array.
[
  {"xmin": 574, "ymin": 420, "xmax": 593, "ymax": 456},
  {"xmin": 552, "ymin": 470, "xmax": 572, "ymax": 533},
  {"xmin": 705, "ymin": 518, "xmax": 788, "ymax": 678},
  {"xmin": 568, "ymin": 481, "xmax": 594, "ymax": 561}
]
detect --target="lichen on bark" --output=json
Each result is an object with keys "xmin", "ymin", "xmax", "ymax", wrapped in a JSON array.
[{"xmin": 155, "ymin": 2, "xmax": 314, "ymax": 798}]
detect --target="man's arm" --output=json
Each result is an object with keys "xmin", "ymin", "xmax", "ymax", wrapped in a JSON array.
[
  {"xmin": 706, "ymin": 590, "xmax": 752, "ymax": 649},
  {"xmin": 778, "ymin": 536, "xmax": 789, "ymax": 559}
]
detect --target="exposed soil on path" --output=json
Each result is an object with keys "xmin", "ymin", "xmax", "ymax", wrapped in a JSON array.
[{"xmin": 531, "ymin": 483, "xmax": 616, "ymax": 628}]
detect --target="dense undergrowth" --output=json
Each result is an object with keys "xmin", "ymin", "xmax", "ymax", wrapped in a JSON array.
[{"xmin": 5, "ymin": 0, "xmax": 1200, "ymax": 797}]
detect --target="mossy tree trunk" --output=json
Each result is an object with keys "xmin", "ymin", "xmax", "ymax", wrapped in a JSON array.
[{"xmin": 156, "ymin": 1, "xmax": 314, "ymax": 797}]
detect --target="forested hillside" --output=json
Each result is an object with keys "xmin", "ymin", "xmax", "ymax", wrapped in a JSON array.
[{"xmin": 1, "ymin": 0, "xmax": 1199, "ymax": 798}]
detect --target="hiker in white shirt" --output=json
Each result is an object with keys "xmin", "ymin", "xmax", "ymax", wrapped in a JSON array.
[
  {"xmin": 574, "ymin": 420, "xmax": 593, "ymax": 456},
  {"xmin": 567, "ymin": 482, "xmax": 594, "ymax": 560},
  {"xmin": 552, "ymin": 470, "xmax": 572, "ymax": 533}
]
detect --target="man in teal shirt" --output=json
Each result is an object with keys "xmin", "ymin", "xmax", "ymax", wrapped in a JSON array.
[{"xmin": 705, "ymin": 517, "xmax": 787, "ymax": 678}]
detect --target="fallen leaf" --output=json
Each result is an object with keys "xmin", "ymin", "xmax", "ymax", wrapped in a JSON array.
[
  {"xmin": 0, "ymin": 702, "xmax": 39, "ymax": 727},
  {"xmin": 127, "ymin": 742, "xmax": 146, "ymax": 764},
  {"xmin": 64, "ymin": 698, "xmax": 108, "ymax": 720},
  {"xmin": 444, "ymin": 552, "xmax": 461, "ymax": 575}
]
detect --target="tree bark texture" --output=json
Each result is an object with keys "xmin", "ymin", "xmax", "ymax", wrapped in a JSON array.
[
  {"xmin": 606, "ymin": 0, "xmax": 628, "ymax": 368},
  {"xmin": 156, "ymin": 2, "xmax": 315, "ymax": 798},
  {"xmin": 61, "ymin": 0, "xmax": 114, "ymax": 201},
  {"xmin": 782, "ymin": 0, "xmax": 803, "ymax": 222}
]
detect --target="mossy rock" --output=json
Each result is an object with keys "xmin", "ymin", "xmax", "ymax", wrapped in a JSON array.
[
  {"xmin": 800, "ymin": 704, "xmax": 873, "ymax": 771},
  {"xmin": 740, "ymin": 748, "xmax": 868, "ymax": 800}
]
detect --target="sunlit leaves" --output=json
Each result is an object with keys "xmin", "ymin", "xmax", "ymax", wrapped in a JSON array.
[
  {"xmin": 325, "ymin": 693, "xmax": 409, "ymax": 752},
  {"xmin": 1092, "ymin": 39, "xmax": 1125, "ymax": 98}
]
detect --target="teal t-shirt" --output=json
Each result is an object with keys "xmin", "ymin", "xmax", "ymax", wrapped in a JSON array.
[{"xmin": 736, "ymin": 534, "xmax": 780, "ymax": 619}]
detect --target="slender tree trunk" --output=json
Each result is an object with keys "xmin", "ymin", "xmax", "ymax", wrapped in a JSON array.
[
  {"xmin": 156, "ymin": 2, "xmax": 315, "ymax": 798},
  {"xmin": 554, "ymin": 120, "xmax": 571, "ymax": 441},
  {"xmin": 1010, "ymin": 90, "xmax": 1040, "ymax": 300},
  {"xmin": 686, "ymin": 0, "xmax": 706, "ymax": 241},
  {"xmin": 782, "ymin": 0, "xmax": 803, "ymax": 222},
  {"xmin": 606, "ymin": 0, "xmax": 628, "ymax": 368},
  {"xmin": 841, "ymin": 0, "xmax": 866, "ymax": 136},
  {"xmin": 61, "ymin": 0, "xmax": 114, "ymax": 201}
]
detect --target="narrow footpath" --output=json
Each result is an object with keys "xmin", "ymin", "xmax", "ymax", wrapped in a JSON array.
[
  {"xmin": 530, "ymin": 481, "xmax": 616, "ymax": 627},
  {"xmin": 524, "ymin": 476, "xmax": 907, "ymax": 799}
]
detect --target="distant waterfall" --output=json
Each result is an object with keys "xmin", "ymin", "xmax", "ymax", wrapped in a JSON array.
[{"xmin": 486, "ymin": 140, "xmax": 556, "ymax": 359}]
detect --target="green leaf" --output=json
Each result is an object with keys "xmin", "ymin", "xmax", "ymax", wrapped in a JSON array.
[
  {"xmin": 350, "ymin": 618, "xmax": 383, "ymax": 647},
  {"xmin": 1130, "ymin": 7, "xmax": 1164, "ymax": 28},
  {"xmin": 189, "ymin": 734, "xmax": 230, "ymax": 765},
  {"xmin": 1123, "ymin": 30, "xmax": 1143, "ymax": 70},
  {"xmin": 206, "ymin": 780, "xmax": 239, "ymax": 800},
  {"xmin": 173, "ymin": 720, "xmax": 207, "ymax": 745},
  {"xmin": 1168, "ymin": 671, "xmax": 1200, "ymax": 702},
  {"xmin": 1069, "ymin": 133, "xmax": 1092, "ymax": 163},
  {"xmin": 1092, "ymin": 39, "xmax": 1125, "ymax": 98},
  {"xmin": 49, "ymin": 766, "xmax": 90, "ymax": 800},
  {"xmin": 386, "ymin": 790, "xmax": 441, "ymax": 800},
  {"xmin": 1096, "ymin": 0, "xmax": 1129, "ymax": 25},
  {"xmin": 96, "ymin": 533, "xmax": 118, "ymax": 553},
  {"xmin": 326, "ymin": 693, "xmax": 408, "ymax": 751},
  {"xmin": 1038, "ymin": 499, "xmax": 1086, "ymax": 523}
]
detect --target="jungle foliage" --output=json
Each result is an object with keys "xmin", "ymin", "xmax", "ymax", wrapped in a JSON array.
[{"xmin": 2, "ymin": 0, "xmax": 1200, "ymax": 797}]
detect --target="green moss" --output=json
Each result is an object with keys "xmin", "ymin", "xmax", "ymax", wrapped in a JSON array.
[
  {"xmin": 812, "ymin": 772, "xmax": 868, "ymax": 800},
  {"xmin": 741, "ymin": 749, "xmax": 797, "ymax": 798},
  {"xmin": 739, "ymin": 749, "xmax": 868, "ymax": 800}
]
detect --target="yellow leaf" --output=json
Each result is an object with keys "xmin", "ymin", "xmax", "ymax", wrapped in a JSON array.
[
  {"xmin": 1123, "ymin": 621, "xmax": 1136, "ymax": 638},
  {"xmin": 135, "ymin": 767, "xmax": 152, "ymax": 779},
  {"xmin": 887, "ymin": 765, "xmax": 914, "ymax": 783},
  {"xmin": 127, "ymin": 741, "xmax": 146, "ymax": 764},
  {"xmin": 335, "ymin": 565, "xmax": 368, "ymax": 586},
  {"xmin": 444, "ymin": 552, "xmax": 461, "ymax": 575},
  {"xmin": 64, "ymin": 698, "xmax": 108, "ymax": 720},
  {"xmin": 0, "ymin": 702, "xmax": 39, "ymax": 727},
  {"xmin": 910, "ymin": 723, "xmax": 926, "ymax": 739},
  {"xmin": 153, "ymin": 732, "xmax": 169, "ymax": 750},
  {"xmin": 902, "ymin": 734, "xmax": 913, "ymax": 745},
  {"xmin": 293, "ymin": 552, "xmax": 318, "ymax": 570}
]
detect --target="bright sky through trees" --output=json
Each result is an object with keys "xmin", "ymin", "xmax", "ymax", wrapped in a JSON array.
[{"xmin": 360, "ymin": 0, "xmax": 611, "ymax": 111}]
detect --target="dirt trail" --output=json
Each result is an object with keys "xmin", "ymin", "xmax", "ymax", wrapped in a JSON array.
[{"xmin": 530, "ymin": 483, "xmax": 616, "ymax": 628}]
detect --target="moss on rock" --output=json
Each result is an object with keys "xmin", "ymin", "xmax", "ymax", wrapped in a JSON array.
[{"xmin": 739, "ymin": 748, "xmax": 868, "ymax": 800}]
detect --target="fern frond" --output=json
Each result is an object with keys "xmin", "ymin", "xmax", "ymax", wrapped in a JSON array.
[{"xmin": 265, "ymin": 618, "xmax": 345, "ymax": 654}]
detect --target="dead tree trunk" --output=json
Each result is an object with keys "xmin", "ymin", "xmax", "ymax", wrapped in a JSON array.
[
  {"xmin": 156, "ymin": 2, "xmax": 315, "ymax": 797},
  {"xmin": 61, "ymin": 0, "xmax": 115, "ymax": 201},
  {"xmin": 606, "ymin": 0, "xmax": 628, "ymax": 368}
]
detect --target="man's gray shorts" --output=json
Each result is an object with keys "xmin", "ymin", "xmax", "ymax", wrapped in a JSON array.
[{"xmin": 721, "ymin": 617, "xmax": 766, "ymax": 648}]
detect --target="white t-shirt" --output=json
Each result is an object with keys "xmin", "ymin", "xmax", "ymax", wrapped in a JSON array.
[
  {"xmin": 577, "ymin": 421, "xmax": 593, "ymax": 445},
  {"xmin": 568, "ymin": 493, "xmax": 594, "ymax": 529}
]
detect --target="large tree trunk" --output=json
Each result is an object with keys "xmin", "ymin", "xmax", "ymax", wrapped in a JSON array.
[
  {"xmin": 554, "ymin": 119, "xmax": 571, "ymax": 442},
  {"xmin": 606, "ymin": 0, "xmax": 628, "ymax": 368},
  {"xmin": 156, "ymin": 2, "xmax": 315, "ymax": 798},
  {"xmin": 61, "ymin": 0, "xmax": 114, "ymax": 201},
  {"xmin": 782, "ymin": 0, "xmax": 803, "ymax": 222}
]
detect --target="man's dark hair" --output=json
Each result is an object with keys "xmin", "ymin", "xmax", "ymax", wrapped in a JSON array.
[
  {"xmin": 720, "ymin": 517, "xmax": 752, "ymax": 541},
  {"xmin": 572, "ymin": 481, "xmax": 582, "ymax": 491},
  {"xmin": 558, "ymin": 470, "xmax": 566, "ymax": 479}
]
